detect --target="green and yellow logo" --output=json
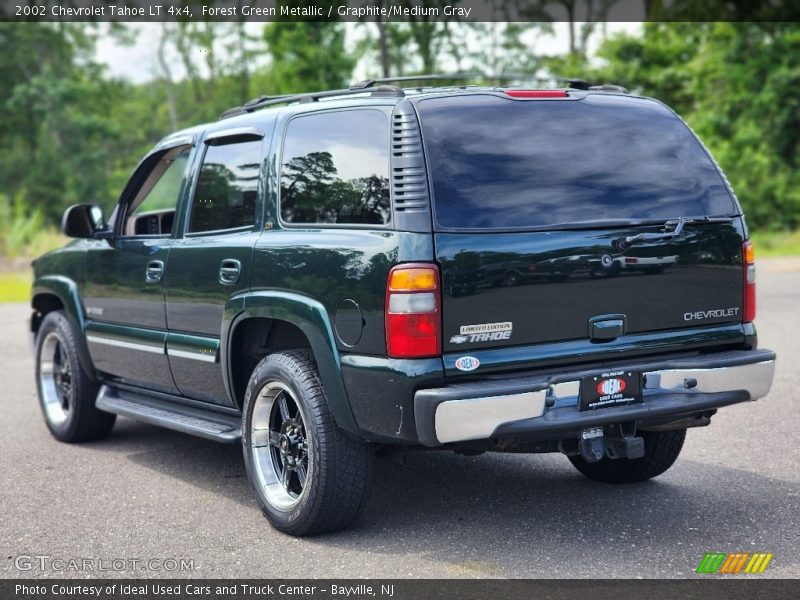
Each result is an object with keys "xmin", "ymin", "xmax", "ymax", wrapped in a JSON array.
[{"xmin": 696, "ymin": 552, "xmax": 773, "ymax": 574}]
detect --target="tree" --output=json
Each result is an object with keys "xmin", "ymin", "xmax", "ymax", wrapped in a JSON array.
[
  {"xmin": 592, "ymin": 23, "xmax": 800, "ymax": 230},
  {"xmin": 0, "ymin": 24, "xmax": 128, "ymax": 221},
  {"xmin": 264, "ymin": 3, "xmax": 355, "ymax": 94}
]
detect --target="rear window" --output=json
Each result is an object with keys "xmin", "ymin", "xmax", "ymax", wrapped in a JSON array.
[{"xmin": 417, "ymin": 94, "xmax": 737, "ymax": 230}]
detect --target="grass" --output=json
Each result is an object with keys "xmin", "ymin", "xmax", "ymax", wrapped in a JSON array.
[
  {"xmin": 750, "ymin": 230, "xmax": 800, "ymax": 258},
  {"xmin": 0, "ymin": 199, "xmax": 65, "ymax": 303},
  {"xmin": 0, "ymin": 271, "xmax": 31, "ymax": 303}
]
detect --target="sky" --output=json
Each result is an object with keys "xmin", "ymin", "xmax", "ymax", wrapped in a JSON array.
[{"xmin": 94, "ymin": 22, "xmax": 642, "ymax": 84}]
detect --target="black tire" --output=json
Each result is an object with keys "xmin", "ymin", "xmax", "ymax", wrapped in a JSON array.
[
  {"xmin": 34, "ymin": 311, "xmax": 115, "ymax": 442},
  {"xmin": 503, "ymin": 271, "xmax": 520, "ymax": 287},
  {"xmin": 568, "ymin": 429, "xmax": 686, "ymax": 484},
  {"xmin": 242, "ymin": 350, "xmax": 373, "ymax": 536}
]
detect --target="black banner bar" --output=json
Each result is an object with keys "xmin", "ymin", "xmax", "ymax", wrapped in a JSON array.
[
  {"xmin": 2, "ymin": 0, "xmax": 800, "ymax": 23},
  {"xmin": 2, "ymin": 579, "xmax": 800, "ymax": 600}
]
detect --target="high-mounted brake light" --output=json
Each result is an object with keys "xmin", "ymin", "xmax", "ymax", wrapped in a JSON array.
[
  {"xmin": 385, "ymin": 263, "xmax": 441, "ymax": 358},
  {"xmin": 505, "ymin": 90, "xmax": 568, "ymax": 99},
  {"xmin": 743, "ymin": 240, "xmax": 756, "ymax": 322}
]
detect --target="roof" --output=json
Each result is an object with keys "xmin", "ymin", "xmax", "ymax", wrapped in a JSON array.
[{"xmin": 158, "ymin": 83, "xmax": 654, "ymax": 148}]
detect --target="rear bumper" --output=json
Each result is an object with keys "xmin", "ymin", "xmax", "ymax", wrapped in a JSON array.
[{"xmin": 414, "ymin": 349, "xmax": 775, "ymax": 446}]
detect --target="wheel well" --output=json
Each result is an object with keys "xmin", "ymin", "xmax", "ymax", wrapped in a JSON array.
[
  {"xmin": 31, "ymin": 293, "xmax": 65, "ymax": 334},
  {"xmin": 229, "ymin": 317, "xmax": 312, "ymax": 409}
]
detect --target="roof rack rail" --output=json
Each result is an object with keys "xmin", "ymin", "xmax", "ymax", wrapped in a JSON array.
[
  {"xmin": 350, "ymin": 72, "xmax": 556, "ymax": 90},
  {"xmin": 219, "ymin": 84, "xmax": 405, "ymax": 120},
  {"xmin": 555, "ymin": 77, "xmax": 629, "ymax": 94},
  {"xmin": 218, "ymin": 72, "xmax": 626, "ymax": 120},
  {"xmin": 350, "ymin": 73, "xmax": 483, "ymax": 89},
  {"xmin": 589, "ymin": 84, "xmax": 630, "ymax": 94},
  {"xmin": 557, "ymin": 78, "xmax": 592, "ymax": 90}
]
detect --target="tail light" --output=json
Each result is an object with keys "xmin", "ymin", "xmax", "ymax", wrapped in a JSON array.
[
  {"xmin": 505, "ymin": 90, "xmax": 567, "ymax": 99},
  {"xmin": 385, "ymin": 263, "xmax": 441, "ymax": 358},
  {"xmin": 743, "ymin": 240, "xmax": 756, "ymax": 322}
]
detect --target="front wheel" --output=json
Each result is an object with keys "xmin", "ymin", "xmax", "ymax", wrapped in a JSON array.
[
  {"xmin": 242, "ymin": 350, "xmax": 373, "ymax": 536},
  {"xmin": 35, "ymin": 311, "xmax": 115, "ymax": 442},
  {"xmin": 568, "ymin": 429, "xmax": 686, "ymax": 484}
]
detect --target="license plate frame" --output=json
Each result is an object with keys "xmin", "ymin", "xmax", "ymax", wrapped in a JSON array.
[{"xmin": 579, "ymin": 370, "xmax": 643, "ymax": 411}]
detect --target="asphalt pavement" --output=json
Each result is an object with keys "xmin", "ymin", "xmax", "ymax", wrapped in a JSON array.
[{"xmin": 1, "ymin": 260, "xmax": 798, "ymax": 579}]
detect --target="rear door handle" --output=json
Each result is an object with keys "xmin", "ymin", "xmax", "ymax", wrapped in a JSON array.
[
  {"xmin": 145, "ymin": 260, "xmax": 164, "ymax": 283},
  {"xmin": 219, "ymin": 259, "xmax": 241, "ymax": 285}
]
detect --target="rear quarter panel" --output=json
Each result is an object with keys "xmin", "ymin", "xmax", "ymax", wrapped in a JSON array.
[{"xmin": 249, "ymin": 229, "xmax": 433, "ymax": 356}]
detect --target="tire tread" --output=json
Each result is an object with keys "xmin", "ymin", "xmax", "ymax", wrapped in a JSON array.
[
  {"xmin": 243, "ymin": 350, "xmax": 372, "ymax": 536},
  {"xmin": 36, "ymin": 311, "xmax": 115, "ymax": 443}
]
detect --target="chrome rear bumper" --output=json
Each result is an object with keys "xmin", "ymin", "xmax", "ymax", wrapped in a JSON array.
[{"xmin": 414, "ymin": 349, "xmax": 775, "ymax": 446}]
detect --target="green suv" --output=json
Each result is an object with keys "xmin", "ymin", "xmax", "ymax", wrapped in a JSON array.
[{"xmin": 31, "ymin": 79, "xmax": 776, "ymax": 535}]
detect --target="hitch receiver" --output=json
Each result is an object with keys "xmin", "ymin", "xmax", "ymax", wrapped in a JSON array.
[
  {"xmin": 579, "ymin": 427, "xmax": 605, "ymax": 463},
  {"xmin": 607, "ymin": 435, "xmax": 645, "ymax": 460}
]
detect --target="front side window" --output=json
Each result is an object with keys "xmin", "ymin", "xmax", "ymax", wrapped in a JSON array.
[
  {"xmin": 188, "ymin": 140, "xmax": 262, "ymax": 234},
  {"xmin": 124, "ymin": 146, "xmax": 190, "ymax": 236},
  {"xmin": 280, "ymin": 110, "xmax": 391, "ymax": 226}
]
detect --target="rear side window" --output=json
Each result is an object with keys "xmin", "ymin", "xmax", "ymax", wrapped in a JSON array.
[
  {"xmin": 280, "ymin": 110, "xmax": 390, "ymax": 226},
  {"xmin": 188, "ymin": 140, "xmax": 262, "ymax": 234},
  {"xmin": 417, "ymin": 94, "xmax": 737, "ymax": 230}
]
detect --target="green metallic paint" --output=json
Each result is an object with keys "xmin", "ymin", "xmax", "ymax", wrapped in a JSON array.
[
  {"xmin": 250, "ymin": 230, "xmax": 433, "ymax": 357},
  {"xmin": 442, "ymin": 322, "xmax": 748, "ymax": 377},
  {"xmin": 166, "ymin": 332, "xmax": 220, "ymax": 359},
  {"xmin": 165, "ymin": 331, "xmax": 228, "ymax": 404},
  {"xmin": 31, "ymin": 273, "xmax": 95, "ymax": 380},
  {"xmin": 83, "ymin": 321, "xmax": 177, "ymax": 393},
  {"xmin": 340, "ymin": 355, "xmax": 444, "ymax": 443},
  {"xmin": 33, "ymin": 275, "xmax": 86, "ymax": 331},
  {"xmin": 85, "ymin": 321, "xmax": 167, "ymax": 346}
]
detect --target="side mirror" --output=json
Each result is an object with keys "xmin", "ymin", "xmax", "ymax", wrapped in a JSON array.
[{"xmin": 61, "ymin": 204, "xmax": 109, "ymax": 239}]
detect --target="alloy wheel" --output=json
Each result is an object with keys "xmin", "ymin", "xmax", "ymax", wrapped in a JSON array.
[
  {"xmin": 38, "ymin": 331, "xmax": 72, "ymax": 426},
  {"xmin": 250, "ymin": 381, "xmax": 310, "ymax": 510}
]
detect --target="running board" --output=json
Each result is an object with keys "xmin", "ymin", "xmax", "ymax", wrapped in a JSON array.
[{"xmin": 96, "ymin": 385, "xmax": 242, "ymax": 443}]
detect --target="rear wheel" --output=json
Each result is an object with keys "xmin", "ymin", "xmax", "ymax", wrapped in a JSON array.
[
  {"xmin": 35, "ymin": 311, "xmax": 115, "ymax": 442},
  {"xmin": 568, "ymin": 429, "xmax": 686, "ymax": 483},
  {"xmin": 242, "ymin": 350, "xmax": 373, "ymax": 536}
]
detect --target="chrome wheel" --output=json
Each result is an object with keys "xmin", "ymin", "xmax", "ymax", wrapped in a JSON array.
[
  {"xmin": 250, "ymin": 381, "xmax": 310, "ymax": 511},
  {"xmin": 38, "ymin": 331, "xmax": 72, "ymax": 426}
]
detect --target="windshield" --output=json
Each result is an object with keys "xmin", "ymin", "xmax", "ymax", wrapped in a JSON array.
[{"xmin": 417, "ymin": 94, "xmax": 738, "ymax": 230}]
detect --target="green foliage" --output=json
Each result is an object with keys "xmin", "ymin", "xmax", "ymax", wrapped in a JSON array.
[
  {"xmin": 0, "ymin": 194, "xmax": 64, "ymax": 261},
  {"xmin": 750, "ymin": 230, "xmax": 800, "ymax": 257},
  {"xmin": 263, "ymin": 7, "xmax": 355, "ymax": 94},
  {"xmin": 0, "ymin": 19, "xmax": 798, "ymax": 251},
  {"xmin": 585, "ymin": 23, "xmax": 800, "ymax": 231},
  {"xmin": 0, "ymin": 24, "xmax": 129, "ymax": 223}
]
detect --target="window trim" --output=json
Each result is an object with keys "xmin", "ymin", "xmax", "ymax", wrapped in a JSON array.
[
  {"xmin": 183, "ymin": 137, "xmax": 264, "ymax": 237},
  {"xmin": 276, "ymin": 107, "xmax": 393, "ymax": 231},
  {"xmin": 184, "ymin": 224, "xmax": 255, "ymax": 239}
]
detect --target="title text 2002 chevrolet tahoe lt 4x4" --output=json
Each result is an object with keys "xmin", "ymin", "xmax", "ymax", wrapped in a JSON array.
[{"xmin": 30, "ymin": 79, "xmax": 776, "ymax": 535}]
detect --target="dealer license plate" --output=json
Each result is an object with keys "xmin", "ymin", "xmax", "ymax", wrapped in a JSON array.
[{"xmin": 579, "ymin": 370, "xmax": 642, "ymax": 411}]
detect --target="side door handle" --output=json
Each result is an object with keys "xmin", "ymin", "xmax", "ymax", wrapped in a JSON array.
[
  {"xmin": 145, "ymin": 260, "xmax": 164, "ymax": 283},
  {"xmin": 219, "ymin": 259, "xmax": 241, "ymax": 285}
]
